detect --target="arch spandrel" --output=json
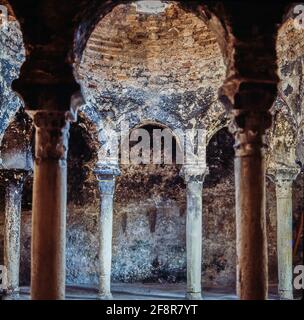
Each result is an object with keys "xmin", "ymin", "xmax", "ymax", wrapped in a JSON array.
[
  {"xmin": 277, "ymin": 14, "xmax": 304, "ymax": 133},
  {"xmin": 266, "ymin": 110, "xmax": 298, "ymax": 171}
]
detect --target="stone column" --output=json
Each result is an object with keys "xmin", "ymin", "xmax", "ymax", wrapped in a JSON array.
[
  {"xmin": 28, "ymin": 110, "xmax": 72, "ymax": 300},
  {"xmin": 268, "ymin": 167, "xmax": 300, "ymax": 300},
  {"xmin": 94, "ymin": 164, "xmax": 120, "ymax": 300},
  {"xmin": 181, "ymin": 165, "xmax": 208, "ymax": 300},
  {"xmin": 234, "ymin": 141, "xmax": 268, "ymax": 300},
  {"xmin": 230, "ymin": 87, "xmax": 276, "ymax": 300},
  {"xmin": 1, "ymin": 170, "xmax": 29, "ymax": 299}
]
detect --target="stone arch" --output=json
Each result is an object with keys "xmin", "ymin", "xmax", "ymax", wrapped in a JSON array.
[
  {"xmin": 74, "ymin": 1, "xmax": 229, "ymax": 138},
  {"xmin": 201, "ymin": 100, "xmax": 230, "ymax": 144},
  {"xmin": 72, "ymin": 1, "xmax": 233, "ymax": 287},
  {"xmin": 113, "ymin": 119, "xmax": 187, "ymax": 284}
]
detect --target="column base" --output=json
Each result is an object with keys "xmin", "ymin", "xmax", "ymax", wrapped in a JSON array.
[
  {"xmin": 185, "ymin": 292, "xmax": 202, "ymax": 300},
  {"xmin": 279, "ymin": 290, "xmax": 293, "ymax": 300},
  {"xmin": 98, "ymin": 292, "xmax": 113, "ymax": 300}
]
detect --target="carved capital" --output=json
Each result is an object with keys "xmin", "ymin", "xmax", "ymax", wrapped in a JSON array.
[
  {"xmin": 230, "ymin": 82, "xmax": 277, "ymax": 157},
  {"xmin": 27, "ymin": 110, "xmax": 75, "ymax": 165},
  {"xmin": 267, "ymin": 166, "xmax": 301, "ymax": 198},
  {"xmin": 230, "ymin": 111, "xmax": 270, "ymax": 157},
  {"xmin": 94, "ymin": 164, "xmax": 121, "ymax": 195},
  {"xmin": 180, "ymin": 165, "xmax": 209, "ymax": 184},
  {"xmin": 228, "ymin": 83, "xmax": 276, "ymax": 157},
  {"xmin": 268, "ymin": 166, "xmax": 300, "ymax": 183}
]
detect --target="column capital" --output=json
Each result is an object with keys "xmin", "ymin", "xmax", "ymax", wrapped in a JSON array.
[
  {"xmin": 227, "ymin": 83, "xmax": 276, "ymax": 157},
  {"xmin": 230, "ymin": 113, "xmax": 269, "ymax": 157},
  {"xmin": 267, "ymin": 166, "xmax": 300, "ymax": 184},
  {"xmin": 267, "ymin": 166, "xmax": 301, "ymax": 199},
  {"xmin": 180, "ymin": 165, "xmax": 209, "ymax": 183},
  {"xmin": 27, "ymin": 110, "xmax": 75, "ymax": 165},
  {"xmin": 94, "ymin": 164, "xmax": 121, "ymax": 195}
]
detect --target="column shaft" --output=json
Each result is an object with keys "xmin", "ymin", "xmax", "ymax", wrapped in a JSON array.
[
  {"xmin": 276, "ymin": 182, "xmax": 293, "ymax": 299},
  {"xmin": 3, "ymin": 172, "xmax": 25, "ymax": 298},
  {"xmin": 186, "ymin": 180, "xmax": 203, "ymax": 300},
  {"xmin": 235, "ymin": 154, "xmax": 268, "ymax": 300},
  {"xmin": 29, "ymin": 111, "xmax": 70, "ymax": 300},
  {"xmin": 98, "ymin": 191, "xmax": 114, "ymax": 299}
]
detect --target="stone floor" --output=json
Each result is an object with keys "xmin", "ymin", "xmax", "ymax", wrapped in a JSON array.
[{"xmin": 13, "ymin": 283, "xmax": 285, "ymax": 300}]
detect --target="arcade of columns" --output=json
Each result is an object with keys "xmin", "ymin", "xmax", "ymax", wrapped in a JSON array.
[{"xmin": 0, "ymin": 1, "xmax": 303, "ymax": 300}]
